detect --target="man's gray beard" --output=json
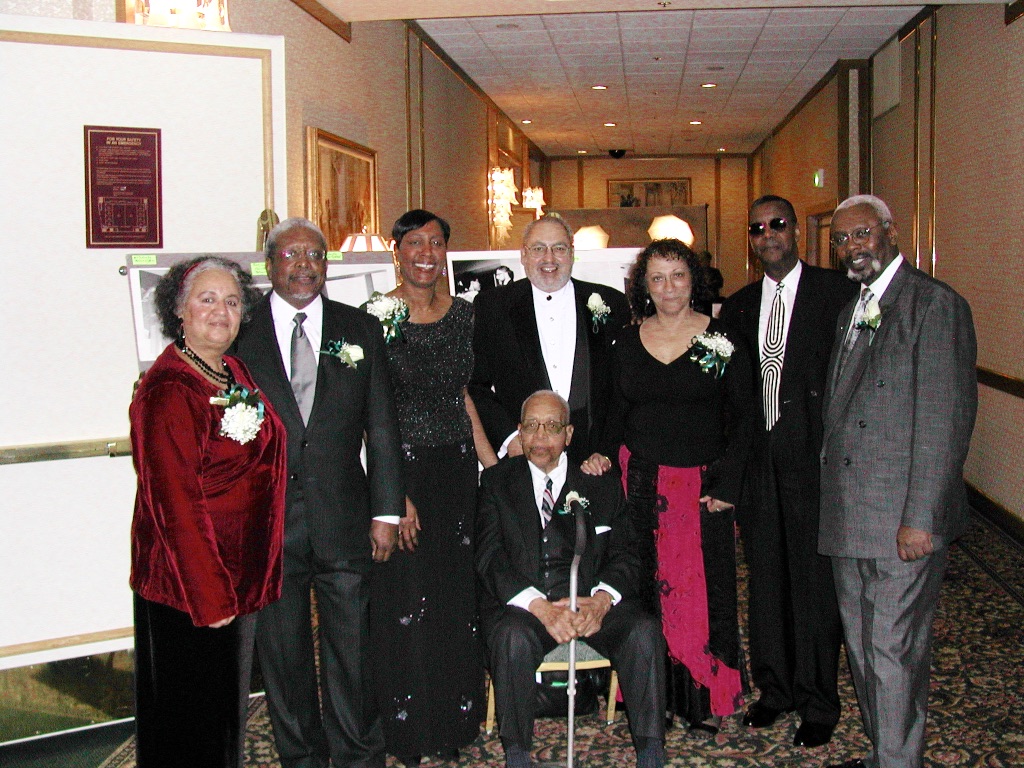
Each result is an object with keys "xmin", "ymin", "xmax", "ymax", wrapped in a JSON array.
[{"xmin": 847, "ymin": 257, "xmax": 882, "ymax": 282}]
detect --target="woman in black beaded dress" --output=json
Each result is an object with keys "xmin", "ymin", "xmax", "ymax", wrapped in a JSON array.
[
  {"xmin": 368, "ymin": 210, "xmax": 498, "ymax": 767},
  {"xmin": 582, "ymin": 239, "xmax": 754, "ymax": 737}
]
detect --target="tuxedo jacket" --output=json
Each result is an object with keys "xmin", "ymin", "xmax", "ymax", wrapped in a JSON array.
[
  {"xmin": 720, "ymin": 264, "xmax": 858, "ymax": 489},
  {"xmin": 234, "ymin": 295, "xmax": 405, "ymax": 561},
  {"xmin": 475, "ymin": 456, "xmax": 641, "ymax": 618},
  {"xmin": 469, "ymin": 278, "xmax": 629, "ymax": 464},
  {"xmin": 819, "ymin": 260, "xmax": 977, "ymax": 559}
]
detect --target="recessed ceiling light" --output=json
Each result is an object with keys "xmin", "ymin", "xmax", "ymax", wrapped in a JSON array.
[
  {"xmin": 591, "ymin": 85, "xmax": 607, "ymax": 90},
  {"xmin": 577, "ymin": 150, "xmax": 588, "ymax": 154},
  {"xmin": 496, "ymin": 23, "xmax": 520, "ymax": 29},
  {"xmin": 689, "ymin": 120, "xmax": 702, "ymax": 125},
  {"xmin": 718, "ymin": 147, "xmax": 726, "ymax": 152},
  {"xmin": 604, "ymin": 122, "xmax": 617, "ymax": 127},
  {"xmin": 521, "ymin": 119, "xmax": 532, "ymax": 124},
  {"xmin": 707, "ymin": 66, "xmax": 725, "ymax": 72},
  {"xmin": 701, "ymin": 83, "xmax": 717, "ymax": 89}
]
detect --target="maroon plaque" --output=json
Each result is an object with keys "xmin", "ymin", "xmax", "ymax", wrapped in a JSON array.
[{"xmin": 84, "ymin": 126, "xmax": 163, "ymax": 248}]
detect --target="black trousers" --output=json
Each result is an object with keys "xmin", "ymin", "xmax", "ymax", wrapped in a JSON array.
[
  {"xmin": 484, "ymin": 599, "xmax": 666, "ymax": 752},
  {"xmin": 742, "ymin": 438, "xmax": 842, "ymax": 725},
  {"xmin": 256, "ymin": 506, "xmax": 382, "ymax": 768},
  {"xmin": 133, "ymin": 594, "xmax": 256, "ymax": 768}
]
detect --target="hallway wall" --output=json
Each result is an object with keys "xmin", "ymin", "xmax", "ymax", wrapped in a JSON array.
[{"xmin": 873, "ymin": 4, "xmax": 1024, "ymax": 524}]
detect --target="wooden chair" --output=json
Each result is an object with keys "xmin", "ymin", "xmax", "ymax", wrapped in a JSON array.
[{"xmin": 484, "ymin": 641, "xmax": 619, "ymax": 734}]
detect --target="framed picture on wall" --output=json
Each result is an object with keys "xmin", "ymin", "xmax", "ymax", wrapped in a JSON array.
[
  {"xmin": 305, "ymin": 127, "xmax": 378, "ymax": 250},
  {"xmin": 607, "ymin": 178, "xmax": 691, "ymax": 208}
]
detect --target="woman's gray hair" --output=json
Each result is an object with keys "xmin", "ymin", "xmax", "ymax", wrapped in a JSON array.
[
  {"xmin": 154, "ymin": 256, "xmax": 261, "ymax": 339},
  {"xmin": 265, "ymin": 217, "xmax": 328, "ymax": 259},
  {"xmin": 835, "ymin": 195, "xmax": 894, "ymax": 223}
]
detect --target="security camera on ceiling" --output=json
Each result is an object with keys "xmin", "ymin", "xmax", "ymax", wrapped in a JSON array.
[{"xmin": 608, "ymin": 149, "xmax": 627, "ymax": 159}]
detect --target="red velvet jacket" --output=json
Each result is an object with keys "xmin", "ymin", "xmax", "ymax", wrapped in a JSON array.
[{"xmin": 129, "ymin": 345, "xmax": 287, "ymax": 626}]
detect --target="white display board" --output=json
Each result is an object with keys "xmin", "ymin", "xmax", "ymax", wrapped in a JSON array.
[{"xmin": 0, "ymin": 16, "xmax": 287, "ymax": 663}]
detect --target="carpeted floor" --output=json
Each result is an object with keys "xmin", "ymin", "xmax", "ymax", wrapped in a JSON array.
[{"xmin": 96, "ymin": 514, "xmax": 1024, "ymax": 768}]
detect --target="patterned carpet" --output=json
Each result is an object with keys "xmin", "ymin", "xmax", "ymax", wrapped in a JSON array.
[{"xmin": 100, "ymin": 515, "xmax": 1024, "ymax": 768}]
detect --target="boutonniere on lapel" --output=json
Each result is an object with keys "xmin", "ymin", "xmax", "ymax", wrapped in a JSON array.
[
  {"xmin": 321, "ymin": 339, "xmax": 363, "ymax": 370},
  {"xmin": 586, "ymin": 292, "xmax": 611, "ymax": 333},
  {"xmin": 209, "ymin": 385, "xmax": 265, "ymax": 445},
  {"xmin": 855, "ymin": 297, "xmax": 882, "ymax": 343},
  {"xmin": 364, "ymin": 291, "xmax": 409, "ymax": 344},
  {"xmin": 689, "ymin": 331, "xmax": 734, "ymax": 378},
  {"xmin": 559, "ymin": 491, "xmax": 590, "ymax": 515}
]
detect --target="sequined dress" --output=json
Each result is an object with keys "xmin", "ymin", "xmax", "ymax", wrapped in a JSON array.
[{"xmin": 368, "ymin": 297, "xmax": 484, "ymax": 757}]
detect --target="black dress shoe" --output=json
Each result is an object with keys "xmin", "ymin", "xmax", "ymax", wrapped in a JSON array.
[
  {"xmin": 793, "ymin": 720, "xmax": 834, "ymax": 747},
  {"xmin": 399, "ymin": 755, "xmax": 422, "ymax": 768},
  {"xmin": 825, "ymin": 760, "xmax": 866, "ymax": 768},
  {"xmin": 742, "ymin": 700, "xmax": 788, "ymax": 728},
  {"xmin": 438, "ymin": 749, "xmax": 460, "ymax": 763}
]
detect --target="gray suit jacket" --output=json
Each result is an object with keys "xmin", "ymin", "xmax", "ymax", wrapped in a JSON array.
[{"xmin": 818, "ymin": 259, "xmax": 977, "ymax": 559}]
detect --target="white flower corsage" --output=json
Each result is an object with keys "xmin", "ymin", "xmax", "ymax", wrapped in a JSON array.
[
  {"xmin": 321, "ymin": 339, "xmax": 364, "ymax": 370},
  {"xmin": 559, "ymin": 490, "xmax": 590, "ymax": 515},
  {"xmin": 364, "ymin": 291, "xmax": 409, "ymax": 344},
  {"xmin": 210, "ymin": 385, "xmax": 265, "ymax": 445},
  {"xmin": 689, "ymin": 331, "xmax": 734, "ymax": 379},
  {"xmin": 587, "ymin": 292, "xmax": 611, "ymax": 333},
  {"xmin": 855, "ymin": 297, "xmax": 882, "ymax": 342}
]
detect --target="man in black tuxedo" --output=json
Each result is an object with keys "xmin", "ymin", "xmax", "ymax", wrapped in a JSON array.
[
  {"xmin": 235, "ymin": 218, "xmax": 404, "ymax": 768},
  {"xmin": 476, "ymin": 390, "xmax": 666, "ymax": 768},
  {"xmin": 469, "ymin": 214, "xmax": 629, "ymax": 465},
  {"xmin": 719, "ymin": 195, "xmax": 857, "ymax": 748}
]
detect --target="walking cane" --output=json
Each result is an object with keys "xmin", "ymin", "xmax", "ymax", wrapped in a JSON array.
[{"xmin": 565, "ymin": 495, "xmax": 589, "ymax": 768}]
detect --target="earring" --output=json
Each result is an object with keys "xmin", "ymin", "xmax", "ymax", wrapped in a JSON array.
[{"xmin": 441, "ymin": 266, "xmax": 448, "ymax": 277}]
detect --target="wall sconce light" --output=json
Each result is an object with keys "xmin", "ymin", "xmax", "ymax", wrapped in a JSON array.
[
  {"xmin": 648, "ymin": 214, "xmax": 695, "ymax": 246},
  {"xmin": 522, "ymin": 187, "xmax": 546, "ymax": 219},
  {"xmin": 341, "ymin": 228, "xmax": 392, "ymax": 253},
  {"xmin": 574, "ymin": 225, "xmax": 610, "ymax": 250},
  {"xmin": 119, "ymin": 1, "xmax": 232, "ymax": 31},
  {"xmin": 490, "ymin": 167, "xmax": 519, "ymax": 245}
]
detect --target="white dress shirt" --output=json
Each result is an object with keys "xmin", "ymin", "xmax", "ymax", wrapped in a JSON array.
[
  {"xmin": 866, "ymin": 253, "xmax": 903, "ymax": 301},
  {"xmin": 268, "ymin": 291, "xmax": 398, "ymax": 524},
  {"xmin": 507, "ymin": 453, "xmax": 621, "ymax": 611}
]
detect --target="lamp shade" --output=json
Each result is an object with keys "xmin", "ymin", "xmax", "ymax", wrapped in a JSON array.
[
  {"xmin": 573, "ymin": 225, "xmax": 610, "ymax": 250},
  {"xmin": 340, "ymin": 232, "xmax": 391, "ymax": 252},
  {"xmin": 647, "ymin": 215, "xmax": 695, "ymax": 246}
]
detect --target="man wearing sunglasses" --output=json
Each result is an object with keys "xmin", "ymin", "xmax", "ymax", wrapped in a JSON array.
[
  {"xmin": 470, "ymin": 213, "xmax": 629, "ymax": 465},
  {"xmin": 819, "ymin": 195, "xmax": 977, "ymax": 768},
  {"xmin": 720, "ymin": 195, "xmax": 857, "ymax": 749},
  {"xmin": 476, "ymin": 390, "xmax": 666, "ymax": 768}
]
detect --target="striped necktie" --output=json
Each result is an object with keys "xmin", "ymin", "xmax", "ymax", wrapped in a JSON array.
[
  {"xmin": 541, "ymin": 476, "xmax": 554, "ymax": 528},
  {"xmin": 761, "ymin": 282, "xmax": 785, "ymax": 431},
  {"xmin": 837, "ymin": 288, "xmax": 874, "ymax": 376}
]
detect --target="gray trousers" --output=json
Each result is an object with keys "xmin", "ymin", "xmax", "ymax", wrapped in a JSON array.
[{"xmin": 832, "ymin": 549, "xmax": 948, "ymax": 768}]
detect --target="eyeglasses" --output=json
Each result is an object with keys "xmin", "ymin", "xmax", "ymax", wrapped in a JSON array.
[
  {"xmin": 277, "ymin": 248, "xmax": 327, "ymax": 261},
  {"xmin": 525, "ymin": 243, "xmax": 572, "ymax": 257},
  {"xmin": 829, "ymin": 222, "xmax": 888, "ymax": 248},
  {"xmin": 520, "ymin": 419, "xmax": 567, "ymax": 435},
  {"xmin": 747, "ymin": 218, "xmax": 789, "ymax": 237}
]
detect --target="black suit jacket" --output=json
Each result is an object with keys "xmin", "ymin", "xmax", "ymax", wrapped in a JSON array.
[
  {"xmin": 720, "ymin": 264, "xmax": 858, "ymax": 466},
  {"xmin": 234, "ymin": 295, "xmax": 405, "ymax": 560},
  {"xmin": 475, "ymin": 457, "xmax": 640, "ymax": 618},
  {"xmin": 469, "ymin": 278, "xmax": 629, "ymax": 464}
]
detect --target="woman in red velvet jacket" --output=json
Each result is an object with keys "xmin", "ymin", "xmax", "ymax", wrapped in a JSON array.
[{"xmin": 129, "ymin": 256, "xmax": 286, "ymax": 768}]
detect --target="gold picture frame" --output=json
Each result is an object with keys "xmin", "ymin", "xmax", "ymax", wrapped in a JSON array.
[
  {"xmin": 607, "ymin": 178, "xmax": 692, "ymax": 208},
  {"xmin": 305, "ymin": 127, "xmax": 378, "ymax": 250}
]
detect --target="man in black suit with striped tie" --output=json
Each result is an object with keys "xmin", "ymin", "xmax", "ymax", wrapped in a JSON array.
[{"xmin": 720, "ymin": 196, "xmax": 857, "ymax": 748}]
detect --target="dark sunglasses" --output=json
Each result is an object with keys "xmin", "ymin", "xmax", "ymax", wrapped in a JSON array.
[{"xmin": 748, "ymin": 218, "xmax": 789, "ymax": 237}]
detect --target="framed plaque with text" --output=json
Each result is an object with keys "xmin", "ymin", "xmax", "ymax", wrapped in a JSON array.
[{"xmin": 84, "ymin": 126, "xmax": 163, "ymax": 248}]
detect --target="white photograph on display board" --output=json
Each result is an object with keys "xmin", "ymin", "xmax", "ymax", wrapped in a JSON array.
[
  {"xmin": 126, "ymin": 252, "xmax": 397, "ymax": 371},
  {"xmin": 447, "ymin": 248, "xmax": 642, "ymax": 303}
]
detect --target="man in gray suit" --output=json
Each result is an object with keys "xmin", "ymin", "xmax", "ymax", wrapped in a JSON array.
[{"xmin": 819, "ymin": 195, "xmax": 977, "ymax": 768}]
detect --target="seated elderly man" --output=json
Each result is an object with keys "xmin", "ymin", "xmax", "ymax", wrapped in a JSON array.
[{"xmin": 476, "ymin": 390, "xmax": 667, "ymax": 768}]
